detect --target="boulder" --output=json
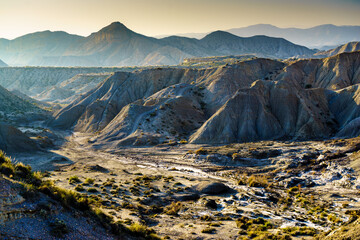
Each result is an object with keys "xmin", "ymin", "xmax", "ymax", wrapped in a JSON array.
[{"xmin": 196, "ymin": 182, "xmax": 231, "ymax": 195}]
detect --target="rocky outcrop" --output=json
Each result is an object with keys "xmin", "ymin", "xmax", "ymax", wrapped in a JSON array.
[
  {"xmin": 0, "ymin": 124, "xmax": 40, "ymax": 153},
  {"xmin": 315, "ymin": 42, "xmax": 360, "ymax": 57},
  {"xmin": 0, "ymin": 176, "xmax": 119, "ymax": 239},
  {"xmin": 279, "ymin": 51, "xmax": 360, "ymax": 90}
]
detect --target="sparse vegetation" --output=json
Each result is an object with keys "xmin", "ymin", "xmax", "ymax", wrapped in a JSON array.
[
  {"xmin": 69, "ymin": 175, "xmax": 81, "ymax": 184},
  {"xmin": 195, "ymin": 147, "xmax": 208, "ymax": 155},
  {"xmin": 164, "ymin": 202, "xmax": 183, "ymax": 215}
]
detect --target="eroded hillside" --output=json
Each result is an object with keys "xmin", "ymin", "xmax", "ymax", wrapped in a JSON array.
[{"xmin": 47, "ymin": 52, "xmax": 360, "ymax": 147}]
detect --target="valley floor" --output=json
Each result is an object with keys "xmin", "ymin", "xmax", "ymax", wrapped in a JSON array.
[{"xmin": 15, "ymin": 129, "xmax": 360, "ymax": 239}]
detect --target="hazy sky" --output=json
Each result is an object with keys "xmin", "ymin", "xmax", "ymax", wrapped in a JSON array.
[{"xmin": 0, "ymin": 0, "xmax": 360, "ymax": 39}]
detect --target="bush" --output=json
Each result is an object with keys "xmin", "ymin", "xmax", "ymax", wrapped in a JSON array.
[
  {"xmin": 248, "ymin": 175, "xmax": 269, "ymax": 188},
  {"xmin": 69, "ymin": 176, "xmax": 81, "ymax": 184},
  {"xmin": 87, "ymin": 188, "xmax": 98, "ymax": 193},
  {"xmin": 84, "ymin": 178, "xmax": 95, "ymax": 185},
  {"xmin": 0, "ymin": 150, "xmax": 7, "ymax": 164},
  {"xmin": 15, "ymin": 162, "xmax": 32, "ymax": 178},
  {"xmin": 164, "ymin": 202, "xmax": 182, "ymax": 215},
  {"xmin": 281, "ymin": 226, "xmax": 317, "ymax": 236},
  {"xmin": 0, "ymin": 161, "xmax": 15, "ymax": 176},
  {"xmin": 75, "ymin": 184, "xmax": 84, "ymax": 191},
  {"xmin": 128, "ymin": 222, "xmax": 160, "ymax": 239},
  {"xmin": 195, "ymin": 147, "xmax": 207, "ymax": 155},
  {"xmin": 49, "ymin": 218, "xmax": 69, "ymax": 237},
  {"xmin": 201, "ymin": 227, "xmax": 216, "ymax": 233}
]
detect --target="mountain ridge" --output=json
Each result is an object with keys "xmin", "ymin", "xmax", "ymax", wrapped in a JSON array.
[
  {"xmin": 157, "ymin": 24, "xmax": 360, "ymax": 48},
  {"xmin": 0, "ymin": 22, "xmax": 314, "ymax": 67}
]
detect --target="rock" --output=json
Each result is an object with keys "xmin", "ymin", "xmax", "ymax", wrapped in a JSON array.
[
  {"xmin": 0, "ymin": 124, "xmax": 40, "ymax": 153},
  {"xmin": 174, "ymin": 193, "xmax": 200, "ymax": 202},
  {"xmin": 204, "ymin": 199, "xmax": 217, "ymax": 209},
  {"xmin": 314, "ymin": 41, "xmax": 360, "ymax": 58},
  {"xmin": 251, "ymin": 149, "xmax": 282, "ymax": 159},
  {"xmin": 196, "ymin": 182, "xmax": 231, "ymax": 195},
  {"xmin": 282, "ymin": 177, "xmax": 316, "ymax": 188},
  {"xmin": 86, "ymin": 165, "xmax": 109, "ymax": 173}
]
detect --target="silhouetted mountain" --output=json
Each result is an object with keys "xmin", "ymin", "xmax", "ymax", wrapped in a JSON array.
[
  {"xmin": 199, "ymin": 31, "xmax": 314, "ymax": 58},
  {"xmin": 227, "ymin": 24, "xmax": 360, "ymax": 48},
  {"xmin": 0, "ymin": 31, "xmax": 83, "ymax": 66},
  {"xmin": 0, "ymin": 22, "xmax": 314, "ymax": 67}
]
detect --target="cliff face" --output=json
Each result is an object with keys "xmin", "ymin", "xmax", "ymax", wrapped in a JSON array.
[
  {"xmin": 49, "ymin": 59, "xmax": 284, "ymax": 133},
  {"xmin": 189, "ymin": 81, "xmax": 336, "ymax": 143}
]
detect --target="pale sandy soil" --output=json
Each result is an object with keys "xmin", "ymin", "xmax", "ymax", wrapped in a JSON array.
[{"xmin": 14, "ymin": 131, "xmax": 356, "ymax": 239}]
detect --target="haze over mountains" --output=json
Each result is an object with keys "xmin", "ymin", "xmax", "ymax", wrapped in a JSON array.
[
  {"xmin": 163, "ymin": 24, "xmax": 360, "ymax": 49},
  {"xmin": 0, "ymin": 22, "xmax": 315, "ymax": 67}
]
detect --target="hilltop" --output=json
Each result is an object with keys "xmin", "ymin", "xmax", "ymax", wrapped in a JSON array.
[{"xmin": 315, "ymin": 42, "xmax": 360, "ymax": 57}]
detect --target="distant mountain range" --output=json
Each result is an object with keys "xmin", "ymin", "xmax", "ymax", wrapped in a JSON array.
[
  {"xmin": 158, "ymin": 24, "xmax": 360, "ymax": 49},
  {"xmin": 0, "ymin": 22, "xmax": 314, "ymax": 67}
]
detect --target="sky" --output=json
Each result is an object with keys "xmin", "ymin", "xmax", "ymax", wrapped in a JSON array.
[{"xmin": 0, "ymin": 0, "xmax": 360, "ymax": 39}]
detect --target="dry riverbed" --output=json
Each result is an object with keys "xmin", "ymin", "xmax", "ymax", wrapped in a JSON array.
[{"xmin": 16, "ymin": 131, "xmax": 356, "ymax": 240}]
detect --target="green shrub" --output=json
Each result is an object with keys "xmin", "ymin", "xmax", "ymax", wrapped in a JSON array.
[
  {"xmin": 0, "ymin": 150, "xmax": 7, "ymax": 164},
  {"xmin": 165, "ymin": 202, "xmax": 182, "ymax": 215},
  {"xmin": 248, "ymin": 175, "xmax": 269, "ymax": 188},
  {"xmin": 15, "ymin": 162, "xmax": 32, "ymax": 178},
  {"xmin": 128, "ymin": 222, "xmax": 160, "ymax": 239},
  {"xmin": 195, "ymin": 147, "xmax": 207, "ymax": 155},
  {"xmin": 0, "ymin": 161, "xmax": 15, "ymax": 176},
  {"xmin": 281, "ymin": 226, "xmax": 317, "ymax": 236},
  {"xmin": 201, "ymin": 227, "xmax": 216, "ymax": 233},
  {"xmin": 84, "ymin": 178, "xmax": 95, "ymax": 185},
  {"xmin": 49, "ymin": 218, "xmax": 69, "ymax": 237},
  {"xmin": 75, "ymin": 184, "xmax": 84, "ymax": 191},
  {"xmin": 69, "ymin": 176, "xmax": 81, "ymax": 184},
  {"xmin": 87, "ymin": 188, "xmax": 98, "ymax": 193}
]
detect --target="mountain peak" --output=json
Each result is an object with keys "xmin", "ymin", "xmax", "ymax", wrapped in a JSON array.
[
  {"xmin": 87, "ymin": 21, "xmax": 136, "ymax": 42},
  {"xmin": 100, "ymin": 22, "xmax": 130, "ymax": 33},
  {"xmin": 201, "ymin": 30, "xmax": 239, "ymax": 41}
]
